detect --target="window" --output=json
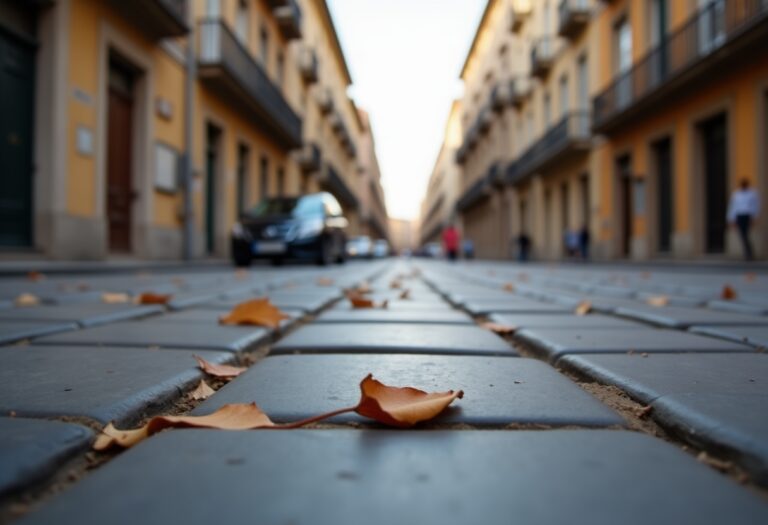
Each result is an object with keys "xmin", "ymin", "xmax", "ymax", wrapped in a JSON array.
[
  {"xmin": 206, "ymin": 0, "xmax": 220, "ymax": 17},
  {"xmin": 559, "ymin": 75, "xmax": 569, "ymax": 118},
  {"xmin": 577, "ymin": 55, "xmax": 588, "ymax": 111},
  {"xmin": 614, "ymin": 17, "xmax": 633, "ymax": 109},
  {"xmin": 259, "ymin": 156, "xmax": 269, "ymax": 200},
  {"xmin": 648, "ymin": 0, "xmax": 667, "ymax": 47},
  {"xmin": 236, "ymin": 144, "xmax": 250, "ymax": 214},
  {"xmin": 235, "ymin": 0, "xmax": 249, "ymax": 46},
  {"xmin": 277, "ymin": 52, "xmax": 285, "ymax": 87},
  {"xmin": 277, "ymin": 167, "xmax": 285, "ymax": 196},
  {"xmin": 259, "ymin": 26, "xmax": 269, "ymax": 66}
]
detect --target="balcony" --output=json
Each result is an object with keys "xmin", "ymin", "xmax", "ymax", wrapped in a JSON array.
[
  {"xmin": 455, "ymin": 144, "xmax": 468, "ymax": 165},
  {"xmin": 274, "ymin": 0, "xmax": 302, "ymax": 40},
  {"xmin": 456, "ymin": 175, "xmax": 492, "ymax": 212},
  {"xmin": 491, "ymin": 82, "xmax": 512, "ymax": 112},
  {"xmin": 198, "ymin": 20, "xmax": 302, "ymax": 149},
  {"xmin": 330, "ymin": 112, "xmax": 346, "ymax": 136},
  {"xmin": 467, "ymin": 123, "xmax": 480, "ymax": 149},
  {"xmin": 295, "ymin": 143, "xmax": 321, "ymax": 173},
  {"xmin": 507, "ymin": 111, "xmax": 591, "ymax": 184},
  {"xmin": 298, "ymin": 47, "xmax": 319, "ymax": 84},
  {"xmin": 478, "ymin": 107, "xmax": 493, "ymax": 134},
  {"xmin": 593, "ymin": 0, "xmax": 768, "ymax": 133},
  {"xmin": 486, "ymin": 161, "xmax": 504, "ymax": 187},
  {"xmin": 322, "ymin": 165, "xmax": 359, "ymax": 210},
  {"xmin": 510, "ymin": 76, "xmax": 532, "ymax": 108},
  {"xmin": 558, "ymin": 0, "xmax": 591, "ymax": 40},
  {"xmin": 316, "ymin": 87, "xmax": 334, "ymax": 114},
  {"xmin": 509, "ymin": 2, "xmax": 531, "ymax": 33},
  {"xmin": 108, "ymin": 0, "xmax": 188, "ymax": 40},
  {"xmin": 531, "ymin": 37, "xmax": 556, "ymax": 78}
]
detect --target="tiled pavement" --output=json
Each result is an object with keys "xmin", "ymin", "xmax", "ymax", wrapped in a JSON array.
[{"xmin": 1, "ymin": 260, "xmax": 767, "ymax": 524}]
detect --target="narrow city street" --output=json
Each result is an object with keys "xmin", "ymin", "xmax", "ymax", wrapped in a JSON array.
[{"xmin": 0, "ymin": 259, "xmax": 767, "ymax": 523}]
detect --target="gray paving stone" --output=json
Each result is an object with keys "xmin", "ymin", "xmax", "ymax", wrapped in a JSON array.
[
  {"xmin": 516, "ymin": 327, "xmax": 753, "ymax": 362},
  {"xmin": 707, "ymin": 299, "xmax": 768, "ymax": 316},
  {"xmin": 34, "ymin": 320, "xmax": 270, "ymax": 353},
  {"xmin": 0, "ymin": 418, "xmax": 92, "ymax": 498},
  {"xmin": 614, "ymin": 304, "xmax": 768, "ymax": 328},
  {"xmin": 330, "ymin": 300, "xmax": 456, "ymax": 311},
  {"xmin": 559, "ymin": 353, "xmax": 768, "ymax": 484},
  {"xmin": 315, "ymin": 309, "xmax": 473, "ymax": 324},
  {"xmin": 156, "ymin": 308, "xmax": 303, "ymax": 329},
  {"xmin": 635, "ymin": 291, "xmax": 704, "ymax": 307},
  {"xmin": 0, "ymin": 320, "xmax": 77, "ymax": 345},
  {"xmin": 0, "ymin": 304, "xmax": 164, "ymax": 327},
  {"xmin": 204, "ymin": 293, "xmax": 335, "ymax": 314},
  {"xmin": 17, "ymin": 429, "xmax": 768, "ymax": 525},
  {"xmin": 689, "ymin": 325, "xmax": 768, "ymax": 349},
  {"xmin": 271, "ymin": 323, "xmax": 516, "ymax": 356},
  {"xmin": 196, "ymin": 354, "xmax": 621, "ymax": 426},
  {"xmin": 0, "ymin": 345, "xmax": 230, "ymax": 425},
  {"xmin": 463, "ymin": 299, "xmax": 573, "ymax": 315},
  {"xmin": 488, "ymin": 313, "xmax": 641, "ymax": 330}
]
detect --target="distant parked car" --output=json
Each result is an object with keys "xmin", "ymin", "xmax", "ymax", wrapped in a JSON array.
[
  {"xmin": 231, "ymin": 192, "xmax": 348, "ymax": 267},
  {"xmin": 372, "ymin": 239, "xmax": 390, "ymax": 258},
  {"xmin": 346, "ymin": 236, "xmax": 373, "ymax": 259}
]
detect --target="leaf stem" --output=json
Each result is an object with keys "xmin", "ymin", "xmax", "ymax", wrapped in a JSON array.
[{"xmin": 272, "ymin": 405, "xmax": 358, "ymax": 429}]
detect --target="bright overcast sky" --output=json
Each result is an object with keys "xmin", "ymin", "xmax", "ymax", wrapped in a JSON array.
[{"xmin": 327, "ymin": 0, "xmax": 487, "ymax": 221}]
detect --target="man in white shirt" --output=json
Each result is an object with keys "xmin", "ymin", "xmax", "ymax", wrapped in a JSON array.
[{"xmin": 727, "ymin": 179, "xmax": 760, "ymax": 260}]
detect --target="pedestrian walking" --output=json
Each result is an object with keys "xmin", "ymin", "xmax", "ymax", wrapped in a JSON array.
[
  {"xmin": 564, "ymin": 229, "xmax": 579, "ymax": 259},
  {"xmin": 578, "ymin": 225, "xmax": 590, "ymax": 261},
  {"xmin": 517, "ymin": 232, "xmax": 531, "ymax": 262},
  {"xmin": 463, "ymin": 239, "xmax": 475, "ymax": 260},
  {"xmin": 442, "ymin": 224, "xmax": 460, "ymax": 262},
  {"xmin": 727, "ymin": 179, "xmax": 760, "ymax": 260}
]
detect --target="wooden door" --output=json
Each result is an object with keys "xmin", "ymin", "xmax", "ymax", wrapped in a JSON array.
[
  {"xmin": 0, "ymin": 30, "xmax": 35, "ymax": 247},
  {"xmin": 702, "ymin": 114, "xmax": 727, "ymax": 253},
  {"xmin": 654, "ymin": 137, "xmax": 673, "ymax": 253},
  {"xmin": 616, "ymin": 156, "xmax": 633, "ymax": 257},
  {"xmin": 106, "ymin": 65, "xmax": 134, "ymax": 253}
]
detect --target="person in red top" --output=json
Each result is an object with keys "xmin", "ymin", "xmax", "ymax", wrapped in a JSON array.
[{"xmin": 442, "ymin": 224, "xmax": 460, "ymax": 261}]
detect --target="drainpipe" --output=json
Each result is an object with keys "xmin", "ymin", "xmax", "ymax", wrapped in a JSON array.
[{"xmin": 181, "ymin": 14, "xmax": 196, "ymax": 260}]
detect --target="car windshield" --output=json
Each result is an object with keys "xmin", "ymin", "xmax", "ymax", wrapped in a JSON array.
[{"xmin": 248, "ymin": 196, "xmax": 323, "ymax": 218}]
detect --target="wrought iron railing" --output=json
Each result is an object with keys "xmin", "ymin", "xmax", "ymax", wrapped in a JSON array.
[
  {"xmin": 558, "ymin": 0, "xmax": 590, "ymax": 35},
  {"xmin": 456, "ymin": 175, "xmax": 491, "ymax": 212},
  {"xmin": 593, "ymin": 0, "xmax": 768, "ymax": 129}
]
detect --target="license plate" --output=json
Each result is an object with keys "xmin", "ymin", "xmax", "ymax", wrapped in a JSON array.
[{"xmin": 252, "ymin": 241, "xmax": 286, "ymax": 255}]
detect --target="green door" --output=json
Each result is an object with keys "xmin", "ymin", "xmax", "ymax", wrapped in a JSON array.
[{"xmin": 0, "ymin": 30, "xmax": 35, "ymax": 247}]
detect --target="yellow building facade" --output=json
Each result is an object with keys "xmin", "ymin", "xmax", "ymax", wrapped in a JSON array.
[
  {"xmin": 0, "ymin": 0, "xmax": 378, "ymax": 259},
  {"xmin": 451, "ymin": 0, "xmax": 768, "ymax": 261}
]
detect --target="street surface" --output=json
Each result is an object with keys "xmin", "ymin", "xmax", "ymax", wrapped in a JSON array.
[{"xmin": 0, "ymin": 259, "xmax": 767, "ymax": 524}]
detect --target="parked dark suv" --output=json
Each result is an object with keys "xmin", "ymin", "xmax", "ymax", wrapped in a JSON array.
[{"xmin": 231, "ymin": 192, "xmax": 348, "ymax": 267}]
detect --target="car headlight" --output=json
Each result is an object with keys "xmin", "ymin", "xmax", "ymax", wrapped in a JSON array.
[{"xmin": 295, "ymin": 217, "xmax": 324, "ymax": 240}]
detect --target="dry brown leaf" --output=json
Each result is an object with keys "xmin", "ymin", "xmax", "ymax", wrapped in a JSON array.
[
  {"xmin": 219, "ymin": 298, "xmax": 289, "ymax": 329},
  {"xmin": 575, "ymin": 301, "xmax": 592, "ymax": 316},
  {"xmin": 93, "ymin": 403, "xmax": 275, "ymax": 451},
  {"xmin": 316, "ymin": 277, "xmax": 334, "ymax": 286},
  {"xmin": 136, "ymin": 292, "xmax": 172, "ymax": 305},
  {"xmin": 14, "ymin": 293, "xmax": 40, "ymax": 307},
  {"xmin": 27, "ymin": 271, "xmax": 45, "ymax": 282},
  {"xmin": 355, "ymin": 374, "xmax": 464, "ymax": 428},
  {"xmin": 721, "ymin": 285, "xmax": 737, "ymax": 301},
  {"xmin": 390, "ymin": 280, "xmax": 402, "ymax": 289},
  {"xmin": 646, "ymin": 295, "xmax": 669, "ymax": 307},
  {"xmin": 399, "ymin": 289, "xmax": 411, "ymax": 300},
  {"xmin": 194, "ymin": 355, "xmax": 246, "ymax": 378},
  {"xmin": 355, "ymin": 282, "xmax": 372, "ymax": 294},
  {"xmin": 346, "ymin": 292, "xmax": 388, "ymax": 309},
  {"xmin": 480, "ymin": 322, "xmax": 517, "ymax": 335},
  {"xmin": 189, "ymin": 379, "xmax": 215, "ymax": 400},
  {"xmin": 503, "ymin": 283, "xmax": 515, "ymax": 292},
  {"xmin": 102, "ymin": 292, "xmax": 131, "ymax": 304}
]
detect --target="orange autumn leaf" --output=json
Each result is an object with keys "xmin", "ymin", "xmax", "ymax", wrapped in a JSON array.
[
  {"xmin": 15, "ymin": 293, "xmax": 40, "ymax": 307},
  {"xmin": 355, "ymin": 374, "xmax": 464, "ymax": 428},
  {"xmin": 219, "ymin": 298, "xmax": 289, "ymax": 329},
  {"xmin": 646, "ymin": 295, "xmax": 669, "ymax": 307},
  {"xmin": 27, "ymin": 271, "xmax": 45, "ymax": 282},
  {"xmin": 575, "ymin": 301, "xmax": 592, "ymax": 316},
  {"xmin": 136, "ymin": 292, "xmax": 172, "ymax": 305},
  {"xmin": 189, "ymin": 379, "xmax": 215, "ymax": 400},
  {"xmin": 503, "ymin": 283, "xmax": 515, "ymax": 292},
  {"xmin": 194, "ymin": 355, "xmax": 246, "ymax": 378},
  {"xmin": 93, "ymin": 403, "xmax": 275, "ymax": 451},
  {"xmin": 355, "ymin": 282, "xmax": 372, "ymax": 294},
  {"xmin": 390, "ymin": 280, "xmax": 402, "ymax": 289},
  {"xmin": 399, "ymin": 289, "xmax": 411, "ymax": 300},
  {"xmin": 721, "ymin": 285, "xmax": 737, "ymax": 301},
  {"xmin": 102, "ymin": 292, "xmax": 131, "ymax": 304},
  {"xmin": 346, "ymin": 292, "xmax": 388, "ymax": 309},
  {"xmin": 481, "ymin": 322, "xmax": 517, "ymax": 335}
]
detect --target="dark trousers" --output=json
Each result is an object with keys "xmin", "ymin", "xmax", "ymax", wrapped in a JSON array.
[{"xmin": 736, "ymin": 214, "xmax": 754, "ymax": 260}]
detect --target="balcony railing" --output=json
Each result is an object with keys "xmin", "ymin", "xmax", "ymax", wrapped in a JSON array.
[
  {"xmin": 487, "ymin": 161, "xmax": 504, "ymax": 187},
  {"xmin": 509, "ymin": 3, "xmax": 531, "ymax": 33},
  {"xmin": 478, "ymin": 107, "xmax": 493, "ymax": 134},
  {"xmin": 507, "ymin": 111, "xmax": 591, "ymax": 184},
  {"xmin": 316, "ymin": 87, "xmax": 334, "ymax": 115},
  {"xmin": 558, "ymin": 0, "xmax": 591, "ymax": 40},
  {"xmin": 455, "ymin": 144, "xmax": 468, "ymax": 165},
  {"xmin": 491, "ymin": 82, "xmax": 512, "ymax": 112},
  {"xmin": 299, "ymin": 47, "xmax": 319, "ymax": 84},
  {"xmin": 531, "ymin": 37, "xmax": 556, "ymax": 78},
  {"xmin": 274, "ymin": 0, "xmax": 302, "ymax": 40},
  {"xmin": 593, "ymin": 0, "xmax": 768, "ymax": 132},
  {"xmin": 198, "ymin": 20, "xmax": 302, "ymax": 149},
  {"xmin": 108, "ymin": 0, "xmax": 188, "ymax": 39},
  {"xmin": 510, "ymin": 76, "xmax": 531, "ymax": 107},
  {"xmin": 296, "ymin": 143, "xmax": 321, "ymax": 173},
  {"xmin": 323, "ymin": 165, "xmax": 359, "ymax": 210},
  {"xmin": 456, "ymin": 175, "xmax": 492, "ymax": 213}
]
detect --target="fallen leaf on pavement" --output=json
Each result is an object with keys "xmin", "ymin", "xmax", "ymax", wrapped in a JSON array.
[
  {"xmin": 503, "ymin": 283, "xmax": 515, "ymax": 292},
  {"xmin": 316, "ymin": 277, "xmax": 334, "ymax": 286},
  {"xmin": 346, "ymin": 291, "xmax": 388, "ymax": 309},
  {"xmin": 355, "ymin": 282, "xmax": 372, "ymax": 294},
  {"xmin": 189, "ymin": 379, "xmax": 215, "ymax": 400},
  {"xmin": 194, "ymin": 355, "xmax": 246, "ymax": 378},
  {"xmin": 93, "ymin": 403, "xmax": 275, "ymax": 450},
  {"xmin": 390, "ymin": 280, "xmax": 402, "ymax": 289},
  {"xmin": 15, "ymin": 293, "xmax": 40, "ymax": 307},
  {"xmin": 136, "ymin": 292, "xmax": 172, "ymax": 305},
  {"xmin": 481, "ymin": 322, "xmax": 516, "ymax": 335},
  {"xmin": 27, "ymin": 271, "xmax": 45, "ymax": 282},
  {"xmin": 575, "ymin": 301, "xmax": 592, "ymax": 315},
  {"xmin": 355, "ymin": 374, "xmax": 464, "ymax": 428},
  {"xmin": 219, "ymin": 298, "xmax": 289, "ymax": 329},
  {"xmin": 399, "ymin": 289, "xmax": 411, "ymax": 300},
  {"xmin": 102, "ymin": 292, "xmax": 131, "ymax": 304},
  {"xmin": 721, "ymin": 285, "xmax": 737, "ymax": 301},
  {"xmin": 646, "ymin": 295, "xmax": 669, "ymax": 307}
]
